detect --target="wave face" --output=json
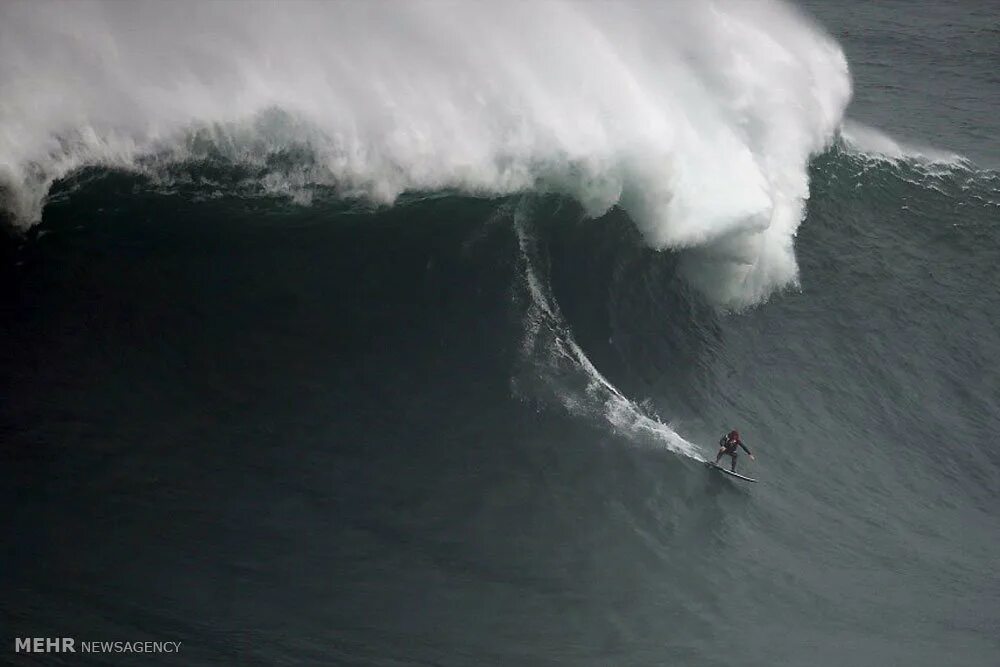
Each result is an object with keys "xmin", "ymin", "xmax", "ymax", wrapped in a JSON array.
[
  {"xmin": 4, "ymin": 146, "xmax": 998, "ymax": 666},
  {"xmin": 4, "ymin": 2, "xmax": 999, "ymax": 665},
  {"xmin": 0, "ymin": 0, "xmax": 849, "ymax": 306}
]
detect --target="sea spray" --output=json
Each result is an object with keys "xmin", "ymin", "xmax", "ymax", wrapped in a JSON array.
[{"xmin": 0, "ymin": 0, "xmax": 850, "ymax": 306}]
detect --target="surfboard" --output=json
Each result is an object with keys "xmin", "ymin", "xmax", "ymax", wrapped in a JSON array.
[{"xmin": 706, "ymin": 461, "xmax": 757, "ymax": 483}]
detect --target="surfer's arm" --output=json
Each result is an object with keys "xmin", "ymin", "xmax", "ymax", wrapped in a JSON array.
[{"xmin": 739, "ymin": 442, "xmax": 754, "ymax": 457}]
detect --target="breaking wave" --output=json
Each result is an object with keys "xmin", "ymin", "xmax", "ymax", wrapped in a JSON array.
[{"xmin": 0, "ymin": 0, "xmax": 851, "ymax": 307}]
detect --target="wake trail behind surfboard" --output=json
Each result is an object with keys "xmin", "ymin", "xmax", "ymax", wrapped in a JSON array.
[{"xmin": 511, "ymin": 203, "xmax": 704, "ymax": 461}]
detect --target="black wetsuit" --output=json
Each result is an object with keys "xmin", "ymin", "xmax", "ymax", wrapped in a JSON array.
[{"xmin": 717, "ymin": 436, "xmax": 752, "ymax": 472}]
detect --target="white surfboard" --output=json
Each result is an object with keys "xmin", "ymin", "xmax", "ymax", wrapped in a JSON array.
[{"xmin": 706, "ymin": 461, "xmax": 757, "ymax": 483}]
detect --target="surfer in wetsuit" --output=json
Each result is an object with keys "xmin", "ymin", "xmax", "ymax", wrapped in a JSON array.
[{"xmin": 715, "ymin": 430, "xmax": 755, "ymax": 472}]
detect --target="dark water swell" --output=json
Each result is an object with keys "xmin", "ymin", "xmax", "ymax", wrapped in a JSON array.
[{"xmin": 2, "ymin": 148, "xmax": 999, "ymax": 665}]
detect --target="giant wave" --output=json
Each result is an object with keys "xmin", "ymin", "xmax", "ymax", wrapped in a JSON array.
[{"xmin": 0, "ymin": 0, "xmax": 851, "ymax": 307}]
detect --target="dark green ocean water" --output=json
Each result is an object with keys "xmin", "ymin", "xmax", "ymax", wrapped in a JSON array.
[{"xmin": 3, "ymin": 1, "xmax": 999, "ymax": 665}]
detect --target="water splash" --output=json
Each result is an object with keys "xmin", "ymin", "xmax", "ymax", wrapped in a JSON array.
[
  {"xmin": 0, "ymin": 0, "xmax": 851, "ymax": 306},
  {"xmin": 512, "ymin": 201, "xmax": 704, "ymax": 459}
]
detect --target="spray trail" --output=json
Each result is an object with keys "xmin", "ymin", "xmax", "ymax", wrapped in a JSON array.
[{"xmin": 511, "ymin": 201, "xmax": 704, "ymax": 460}]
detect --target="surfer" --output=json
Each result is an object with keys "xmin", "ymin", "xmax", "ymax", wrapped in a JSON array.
[{"xmin": 715, "ymin": 430, "xmax": 755, "ymax": 472}]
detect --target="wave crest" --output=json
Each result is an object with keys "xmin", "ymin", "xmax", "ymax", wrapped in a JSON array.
[{"xmin": 0, "ymin": 0, "xmax": 851, "ymax": 306}]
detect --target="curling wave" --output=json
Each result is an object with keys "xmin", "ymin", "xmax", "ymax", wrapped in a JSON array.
[{"xmin": 0, "ymin": 0, "xmax": 851, "ymax": 307}]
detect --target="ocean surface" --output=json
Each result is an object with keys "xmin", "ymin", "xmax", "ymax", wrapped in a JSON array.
[{"xmin": 2, "ymin": 1, "xmax": 998, "ymax": 665}]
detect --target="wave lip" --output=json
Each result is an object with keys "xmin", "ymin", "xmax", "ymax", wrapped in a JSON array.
[
  {"xmin": 0, "ymin": 0, "xmax": 851, "ymax": 306},
  {"xmin": 838, "ymin": 120, "xmax": 969, "ymax": 167}
]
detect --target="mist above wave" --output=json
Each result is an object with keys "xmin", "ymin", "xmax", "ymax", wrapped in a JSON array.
[
  {"xmin": 0, "ymin": 0, "xmax": 850, "ymax": 306},
  {"xmin": 838, "ymin": 120, "xmax": 969, "ymax": 166}
]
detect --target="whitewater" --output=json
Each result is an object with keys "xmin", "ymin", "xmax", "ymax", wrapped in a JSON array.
[{"xmin": 0, "ymin": 0, "xmax": 851, "ymax": 307}]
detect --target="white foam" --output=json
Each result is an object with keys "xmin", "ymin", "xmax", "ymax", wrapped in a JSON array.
[{"xmin": 0, "ymin": 0, "xmax": 851, "ymax": 306}]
